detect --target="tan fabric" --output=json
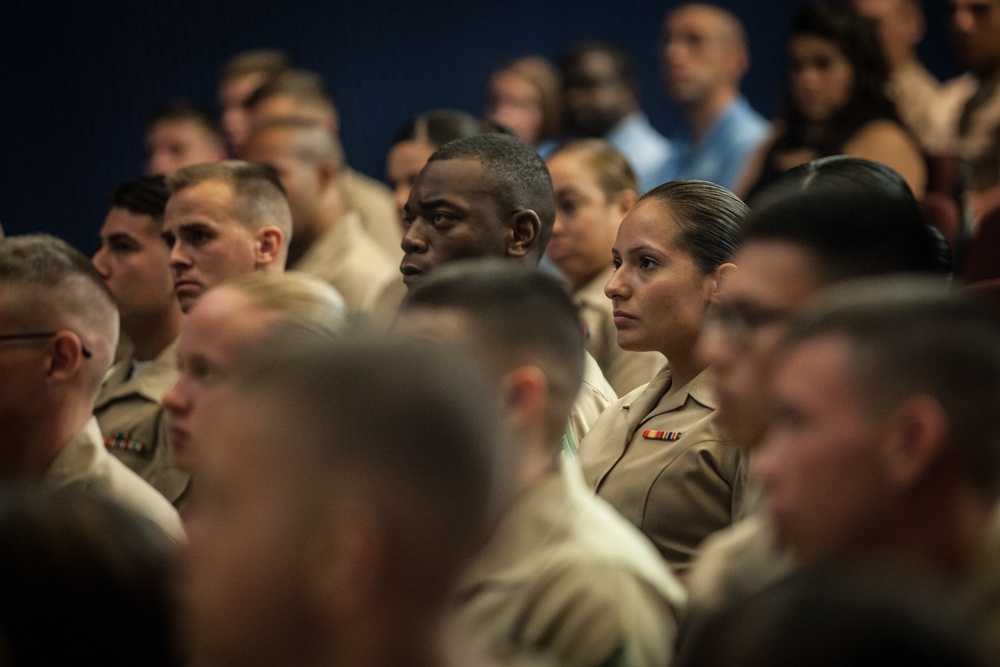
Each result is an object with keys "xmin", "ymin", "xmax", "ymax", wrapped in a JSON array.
[
  {"xmin": 293, "ymin": 210, "xmax": 398, "ymax": 314},
  {"xmin": 93, "ymin": 339, "xmax": 188, "ymax": 503},
  {"xmin": 341, "ymin": 167, "xmax": 403, "ymax": 261},
  {"xmin": 575, "ymin": 268, "xmax": 666, "ymax": 397},
  {"xmin": 960, "ymin": 72, "xmax": 1000, "ymax": 194},
  {"xmin": 578, "ymin": 366, "xmax": 742, "ymax": 572},
  {"xmin": 42, "ymin": 418, "xmax": 184, "ymax": 542},
  {"xmin": 567, "ymin": 352, "xmax": 616, "ymax": 448},
  {"xmin": 452, "ymin": 465, "xmax": 685, "ymax": 667},
  {"xmin": 888, "ymin": 61, "xmax": 949, "ymax": 154}
]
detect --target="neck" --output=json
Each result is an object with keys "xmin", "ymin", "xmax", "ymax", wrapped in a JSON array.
[
  {"xmin": 661, "ymin": 345, "xmax": 706, "ymax": 399},
  {"xmin": 0, "ymin": 400, "xmax": 89, "ymax": 483},
  {"xmin": 319, "ymin": 614, "xmax": 447, "ymax": 667},
  {"xmin": 686, "ymin": 88, "xmax": 738, "ymax": 142},
  {"xmin": 515, "ymin": 429, "xmax": 561, "ymax": 497},
  {"xmin": 289, "ymin": 193, "xmax": 346, "ymax": 268},
  {"xmin": 127, "ymin": 308, "xmax": 182, "ymax": 362}
]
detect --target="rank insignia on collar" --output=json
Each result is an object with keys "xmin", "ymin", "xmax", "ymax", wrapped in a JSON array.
[
  {"xmin": 642, "ymin": 429, "xmax": 682, "ymax": 441},
  {"xmin": 104, "ymin": 433, "xmax": 148, "ymax": 454}
]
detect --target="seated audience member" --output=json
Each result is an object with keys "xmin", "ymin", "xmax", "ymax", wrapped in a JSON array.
[
  {"xmin": 0, "ymin": 489, "xmax": 182, "ymax": 667},
  {"xmin": 398, "ymin": 261, "xmax": 685, "ymax": 667},
  {"xmin": 245, "ymin": 70, "xmax": 401, "ymax": 257},
  {"xmin": 577, "ymin": 180, "xmax": 746, "ymax": 573},
  {"xmin": 401, "ymin": 133, "xmax": 617, "ymax": 445},
  {"xmin": 737, "ymin": 3, "xmax": 926, "ymax": 198},
  {"xmin": 162, "ymin": 160, "xmax": 290, "ymax": 313},
  {"xmin": 686, "ymin": 158, "xmax": 947, "ymax": 622},
  {"xmin": 658, "ymin": 3, "xmax": 768, "ymax": 190},
  {"xmin": 387, "ymin": 109, "xmax": 493, "ymax": 226},
  {"xmin": 560, "ymin": 41, "xmax": 671, "ymax": 193},
  {"xmin": 162, "ymin": 273, "xmax": 346, "ymax": 503},
  {"xmin": 217, "ymin": 49, "xmax": 292, "ymax": 154},
  {"xmin": 752, "ymin": 279, "xmax": 1000, "ymax": 664},
  {"xmin": 678, "ymin": 567, "xmax": 977, "ymax": 667},
  {"xmin": 951, "ymin": 0, "xmax": 1000, "ymax": 219},
  {"xmin": 486, "ymin": 56, "xmax": 563, "ymax": 156},
  {"xmin": 853, "ymin": 0, "xmax": 959, "ymax": 155},
  {"xmin": 545, "ymin": 139, "xmax": 664, "ymax": 394},
  {"xmin": 243, "ymin": 118, "xmax": 396, "ymax": 313},
  {"xmin": 92, "ymin": 175, "xmax": 186, "ymax": 501},
  {"xmin": 145, "ymin": 102, "xmax": 227, "ymax": 176},
  {"xmin": 0, "ymin": 235, "xmax": 182, "ymax": 540},
  {"xmin": 179, "ymin": 337, "xmax": 512, "ymax": 667}
]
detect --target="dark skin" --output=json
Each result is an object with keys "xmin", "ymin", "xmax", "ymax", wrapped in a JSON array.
[
  {"xmin": 400, "ymin": 158, "xmax": 541, "ymax": 288},
  {"xmin": 563, "ymin": 50, "xmax": 638, "ymax": 137}
]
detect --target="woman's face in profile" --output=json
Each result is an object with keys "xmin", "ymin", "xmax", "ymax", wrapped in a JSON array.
[{"xmin": 788, "ymin": 34, "xmax": 854, "ymax": 124}]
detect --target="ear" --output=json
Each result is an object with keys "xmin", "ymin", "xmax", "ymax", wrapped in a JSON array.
[
  {"xmin": 254, "ymin": 226, "xmax": 285, "ymax": 270},
  {"xmin": 500, "ymin": 365, "xmax": 549, "ymax": 436},
  {"xmin": 46, "ymin": 331, "xmax": 86, "ymax": 382},
  {"xmin": 706, "ymin": 262, "xmax": 737, "ymax": 304},
  {"xmin": 613, "ymin": 189, "xmax": 637, "ymax": 218},
  {"xmin": 309, "ymin": 499, "xmax": 387, "ymax": 619},
  {"xmin": 505, "ymin": 209, "xmax": 542, "ymax": 260},
  {"xmin": 881, "ymin": 394, "xmax": 948, "ymax": 492}
]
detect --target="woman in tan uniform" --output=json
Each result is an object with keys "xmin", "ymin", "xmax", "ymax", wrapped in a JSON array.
[
  {"xmin": 545, "ymin": 139, "xmax": 665, "ymax": 395},
  {"xmin": 578, "ymin": 180, "xmax": 748, "ymax": 574}
]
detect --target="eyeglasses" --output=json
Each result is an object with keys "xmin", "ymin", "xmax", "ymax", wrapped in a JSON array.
[
  {"xmin": 704, "ymin": 302, "xmax": 794, "ymax": 349},
  {"xmin": 0, "ymin": 332, "xmax": 92, "ymax": 358}
]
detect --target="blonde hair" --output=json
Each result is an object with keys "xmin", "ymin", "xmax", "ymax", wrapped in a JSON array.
[{"xmin": 223, "ymin": 272, "xmax": 347, "ymax": 338}]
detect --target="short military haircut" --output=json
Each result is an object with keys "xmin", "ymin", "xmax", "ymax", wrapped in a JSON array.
[
  {"xmin": 228, "ymin": 337, "xmax": 511, "ymax": 608},
  {"xmin": 780, "ymin": 278, "xmax": 1000, "ymax": 497},
  {"xmin": 549, "ymin": 138, "xmax": 638, "ymax": 203},
  {"xmin": 219, "ymin": 49, "xmax": 292, "ymax": 82},
  {"xmin": 166, "ymin": 160, "xmax": 292, "ymax": 240},
  {"xmin": 400, "ymin": 260, "xmax": 585, "ymax": 445},
  {"xmin": 743, "ymin": 182, "xmax": 945, "ymax": 283},
  {"xmin": 0, "ymin": 234, "xmax": 119, "ymax": 389},
  {"xmin": 248, "ymin": 116, "xmax": 344, "ymax": 167},
  {"xmin": 429, "ymin": 133, "xmax": 556, "ymax": 260},
  {"xmin": 146, "ymin": 101, "xmax": 224, "ymax": 145},
  {"xmin": 110, "ymin": 175, "xmax": 169, "ymax": 223},
  {"xmin": 559, "ymin": 41, "xmax": 638, "ymax": 89},
  {"xmin": 221, "ymin": 272, "xmax": 347, "ymax": 340},
  {"xmin": 243, "ymin": 70, "xmax": 336, "ymax": 117},
  {"xmin": 639, "ymin": 180, "xmax": 747, "ymax": 274},
  {"xmin": 394, "ymin": 108, "xmax": 492, "ymax": 149}
]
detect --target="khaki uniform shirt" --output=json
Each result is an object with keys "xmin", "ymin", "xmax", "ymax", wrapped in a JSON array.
[
  {"xmin": 888, "ymin": 61, "xmax": 952, "ymax": 155},
  {"xmin": 293, "ymin": 210, "xmax": 398, "ymax": 314},
  {"xmin": 341, "ymin": 167, "xmax": 403, "ymax": 261},
  {"xmin": 93, "ymin": 340, "xmax": 189, "ymax": 503},
  {"xmin": 452, "ymin": 466, "xmax": 685, "ymax": 667},
  {"xmin": 960, "ymin": 72, "xmax": 1000, "ymax": 193},
  {"xmin": 575, "ymin": 268, "xmax": 666, "ymax": 397},
  {"xmin": 42, "ymin": 418, "xmax": 184, "ymax": 542},
  {"xmin": 568, "ymin": 352, "xmax": 617, "ymax": 449},
  {"xmin": 578, "ymin": 366, "xmax": 742, "ymax": 573}
]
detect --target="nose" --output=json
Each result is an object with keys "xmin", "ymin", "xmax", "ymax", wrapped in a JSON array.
[
  {"xmin": 400, "ymin": 218, "xmax": 428, "ymax": 254},
  {"xmin": 161, "ymin": 376, "xmax": 188, "ymax": 417},
  {"xmin": 167, "ymin": 239, "xmax": 190, "ymax": 269},
  {"xmin": 91, "ymin": 247, "xmax": 110, "ymax": 279},
  {"xmin": 552, "ymin": 210, "xmax": 566, "ymax": 237},
  {"xmin": 604, "ymin": 265, "xmax": 629, "ymax": 300}
]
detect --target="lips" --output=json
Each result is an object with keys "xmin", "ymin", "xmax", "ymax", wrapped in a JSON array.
[
  {"xmin": 173, "ymin": 279, "xmax": 202, "ymax": 295},
  {"xmin": 400, "ymin": 263, "xmax": 425, "ymax": 286},
  {"xmin": 613, "ymin": 309, "xmax": 637, "ymax": 327}
]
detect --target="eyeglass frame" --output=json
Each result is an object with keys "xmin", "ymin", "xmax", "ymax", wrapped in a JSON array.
[
  {"xmin": 703, "ymin": 302, "xmax": 795, "ymax": 350},
  {"xmin": 0, "ymin": 332, "xmax": 93, "ymax": 358}
]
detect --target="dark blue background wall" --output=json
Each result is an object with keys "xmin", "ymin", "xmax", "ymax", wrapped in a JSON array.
[{"xmin": 0, "ymin": 0, "xmax": 960, "ymax": 254}]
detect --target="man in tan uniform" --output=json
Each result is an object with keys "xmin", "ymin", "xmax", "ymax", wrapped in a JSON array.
[
  {"xmin": 242, "ymin": 119, "xmax": 397, "ymax": 313},
  {"xmin": 245, "ymin": 70, "xmax": 403, "ymax": 258},
  {"xmin": 162, "ymin": 160, "xmax": 290, "ymax": 313},
  {"xmin": 398, "ymin": 262, "xmax": 684, "ymax": 667},
  {"xmin": 0, "ymin": 235, "xmax": 182, "ymax": 541},
  {"xmin": 92, "ymin": 175, "xmax": 186, "ymax": 501},
  {"xmin": 179, "ymin": 338, "xmax": 511, "ymax": 667}
]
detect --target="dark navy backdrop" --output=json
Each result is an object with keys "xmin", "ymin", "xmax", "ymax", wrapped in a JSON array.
[{"xmin": 0, "ymin": 0, "xmax": 960, "ymax": 253}]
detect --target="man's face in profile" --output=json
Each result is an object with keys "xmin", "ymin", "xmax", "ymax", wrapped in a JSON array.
[{"xmin": 399, "ymin": 158, "xmax": 510, "ymax": 288}]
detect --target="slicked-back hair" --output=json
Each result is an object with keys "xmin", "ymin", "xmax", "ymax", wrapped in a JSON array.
[
  {"xmin": 638, "ymin": 180, "xmax": 747, "ymax": 274},
  {"xmin": 549, "ymin": 138, "xmax": 638, "ymax": 203},
  {"xmin": 781, "ymin": 278, "xmax": 1000, "ymax": 496},
  {"xmin": 492, "ymin": 56, "xmax": 564, "ymax": 142},
  {"xmin": 228, "ymin": 337, "xmax": 511, "ymax": 610},
  {"xmin": 111, "ymin": 175, "xmax": 169, "ymax": 223},
  {"xmin": 220, "ymin": 272, "xmax": 347, "ymax": 339},
  {"xmin": 429, "ymin": 133, "xmax": 556, "ymax": 261},
  {"xmin": 166, "ymin": 160, "xmax": 292, "ymax": 241},
  {"xmin": 400, "ymin": 260, "xmax": 585, "ymax": 445}
]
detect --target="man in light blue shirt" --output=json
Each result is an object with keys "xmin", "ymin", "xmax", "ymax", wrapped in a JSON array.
[
  {"xmin": 658, "ymin": 4, "xmax": 768, "ymax": 191},
  {"xmin": 561, "ymin": 42, "xmax": 671, "ymax": 194}
]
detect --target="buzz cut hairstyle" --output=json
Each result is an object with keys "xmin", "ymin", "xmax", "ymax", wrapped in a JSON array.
[
  {"xmin": 243, "ymin": 69, "xmax": 336, "ymax": 117},
  {"xmin": 247, "ymin": 116, "xmax": 344, "ymax": 167},
  {"xmin": 110, "ymin": 175, "xmax": 169, "ymax": 224},
  {"xmin": 780, "ymin": 278, "xmax": 1000, "ymax": 497},
  {"xmin": 146, "ymin": 101, "xmax": 224, "ymax": 145},
  {"xmin": 228, "ymin": 336, "xmax": 512, "ymax": 609},
  {"xmin": 165, "ymin": 160, "xmax": 292, "ymax": 238},
  {"xmin": 219, "ymin": 49, "xmax": 292, "ymax": 82},
  {"xmin": 428, "ymin": 133, "xmax": 556, "ymax": 258},
  {"xmin": 399, "ymin": 259, "xmax": 585, "ymax": 444}
]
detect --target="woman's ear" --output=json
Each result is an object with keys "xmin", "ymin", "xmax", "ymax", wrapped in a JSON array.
[{"xmin": 707, "ymin": 263, "xmax": 737, "ymax": 303}]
